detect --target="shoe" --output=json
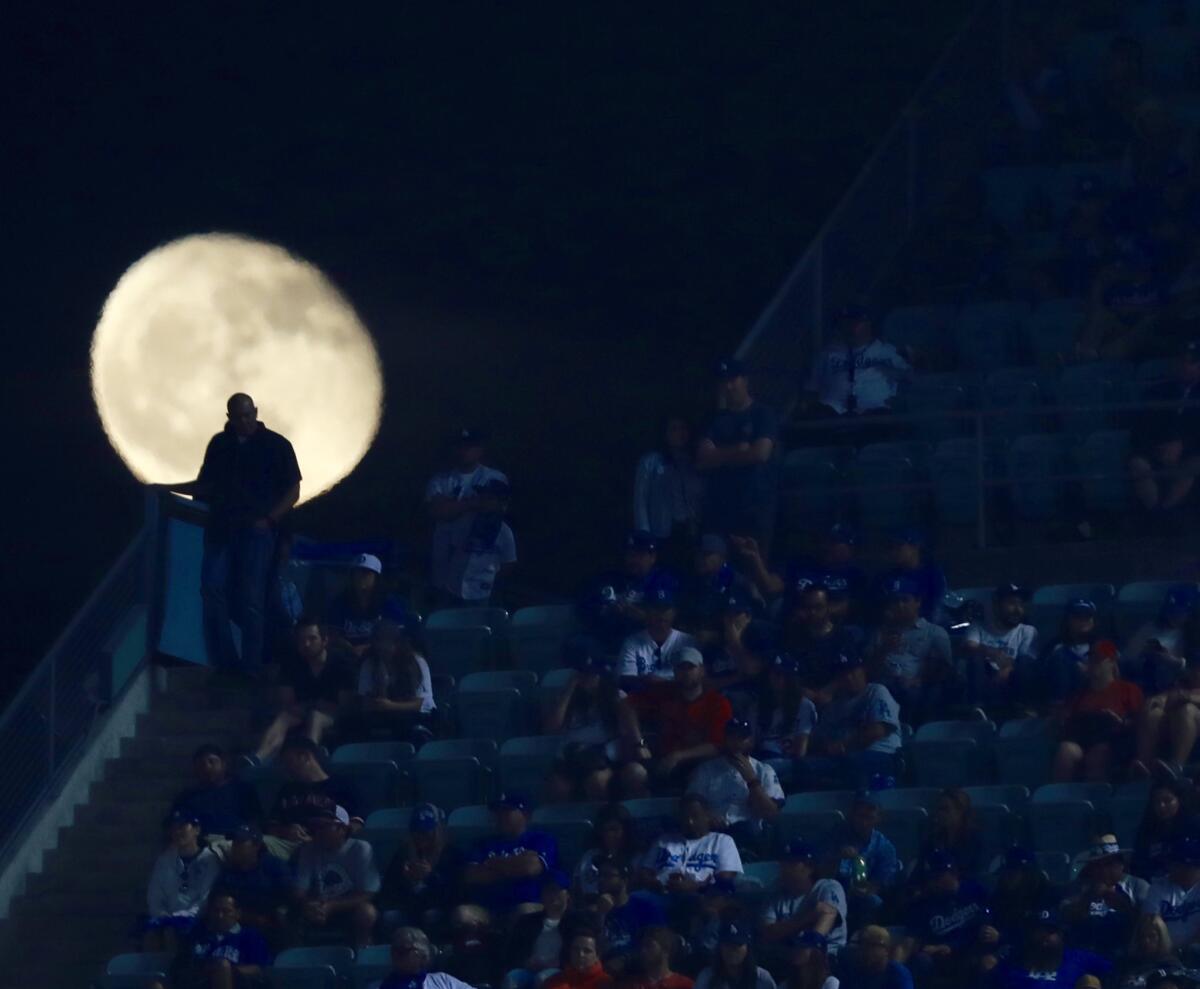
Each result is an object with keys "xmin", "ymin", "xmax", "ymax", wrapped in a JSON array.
[{"xmin": 238, "ymin": 753, "xmax": 261, "ymax": 770}]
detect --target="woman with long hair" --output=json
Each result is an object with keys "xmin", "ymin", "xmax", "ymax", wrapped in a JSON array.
[
  {"xmin": 574, "ymin": 804, "xmax": 637, "ymax": 896},
  {"xmin": 1117, "ymin": 914, "xmax": 1181, "ymax": 988},
  {"xmin": 694, "ymin": 923, "xmax": 775, "ymax": 989},
  {"xmin": 918, "ymin": 788, "xmax": 984, "ymax": 878},
  {"xmin": 1133, "ymin": 779, "xmax": 1197, "ymax": 883},
  {"xmin": 353, "ymin": 619, "xmax": 436, "ymax": 745},
  {"xmin": 779, "ymin": 931, "xmax": 838, "ymax": 989}
]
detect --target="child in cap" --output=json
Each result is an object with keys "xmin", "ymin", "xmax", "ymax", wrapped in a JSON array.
[
  {"xmin": 161, "ymin": 888, "xmax": 271, "ymax": 989},
  {"xmin": 144, "ymin": 809, "xmax": 223, "ymax": 951}
]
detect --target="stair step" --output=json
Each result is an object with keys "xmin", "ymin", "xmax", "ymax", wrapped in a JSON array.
[
  {"xmin": 103, "ymin": 758, "xmax": 192, "ymax": 784},
  {"xmin": 42, "ymin": 841, "xmax": 158, "ymax": 878},
  {"xmin": 122, "ymin": 732, "xmax": 252, "ymax": 762},
  {"xmin": 17, "ymin": 888, "xmax": 144, "ymax": 918},
  {"xmin": 76, "ymin": 797, "xmax": 169, "ymax": 827},
  {"xmin": 156, "ymin": 685, "xmax": 259, "ymax": 712},
  {"xmin": 0, "ymin": 959, "xmax": 109, "ymax": 989},
  {"xmin": 138, "ymin": 707, "xmax": 253, "ymax": 734}
]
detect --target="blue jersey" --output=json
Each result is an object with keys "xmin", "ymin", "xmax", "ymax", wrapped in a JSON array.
[
  {"xmin": 466, "ymin": 830, "xmax": 558, "ymax": 911},
  {"xmin": 786, "ymin": 559, "xmax": 867, "ymax": 605},
  {"xmin": 993, "ymin": 949, "xmax": 1111, "ymax": 988},
  {"xmin": 911, "ymin": 881, "xmax": 989, "ymax": 948},
  {"xmin": 603, "ymin": 894, "xmax": 666, "ymax": 960},
  {"xmin": 186, "ymin": 923, "xmax": 271, "ymax": 966}
]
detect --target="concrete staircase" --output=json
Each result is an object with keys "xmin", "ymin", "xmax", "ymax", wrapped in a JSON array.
[{"xmin": 0, "ymin": 667, "xmax": 257, "ymax": 989}]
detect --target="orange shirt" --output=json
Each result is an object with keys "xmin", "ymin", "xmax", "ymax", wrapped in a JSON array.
[
  {"xmin": 546, "ymin": 965, "xmax": 613, "ymax": 989},
  {"xmin": 1068, "ymin": 678, "xmax": 1144, "ymax": 719}
]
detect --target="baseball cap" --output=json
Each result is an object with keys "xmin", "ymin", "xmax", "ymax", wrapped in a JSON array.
[
  {"xmin": 866, "ymin": 773, "xmax": 897, "ymax": 793},
  {"xmin": 644, "ymin": 583, "xmax": 676, "ymax": 609},
  {"xmin": 673, "ymin": 646, "xmax": 704, "ymax": 669},
  {"xmin": 787, "ymin": 930, "xmax": 829, "ymax": 951},
  {"xmin": 1172, "ymin": 834, "xmax": 1200, "ymax": 866},
  {"xmin": 1072, "ymin": 834, "xmax": 1128, "ymax": 875},
  {"xmin": 769, "ymin": 652, "xmax": 800, "ymax": 675},
  {"xmin": 714, "ymin": 357, "xmax": 747, "ymax": 380},
  {"xmin": 625, "ymin": 530, "xmax": 658, "ymax": 553},
  {"xmin": 1032, "ymin": 905, "xmax": 1063, "ymax": 930},
  {"xmin": 995, "ymin": 581, "xmax": 1030, "ymax": 600},
  {"xmin": 410, "ymin": 803, "xmax": 446, "ymax": 832},
  {"xmin": 490, "ymin": 791, "xmax": 534, "ymax": 815},
  {"xmin": 310, "ymin": 805, "xmax": 351, "ymax": 826},
  {"xmin": 1066, "ymin": 598, "xmax": 1098, "ymax": 615},
  {"xmin": 782, "ymin": 839, "xmax": 817, "ymax": 863},
  {"xmin": 564, "ymin": 635, "xmax": 611, "ymax": 674},
  {"xmin": 826, "ymin": 522, "xmax": 857, "ymax": 546},
  {"xmin": 718, "ymin": 921, "xmax": 750, "ymax": 945},
  {"xmin": 722, "ymin": 591, "xmax": 755, "ymax": 616},
  {"xmin": 542, "ymin": 869, "xmax": 571, "ymax": 891},
  {"xmin": 455, "ymin": 427, "xmax": 486, "ymax": 447},
  {"xmin": 698, "ymin": 533, "xmax": 728, "ymax": 556},
  {"xmin": 701, "ymin": 876, "xmax": 738, "ymax": 897},
  {"xmin": 163, "ymin": 808, "xmax": 201, "ymax": 828},
  {"xmin": 352, "ymin": 553, "xmax": 383, "ymax": 574},
  {"xmin": 230, "ymin": 824, "xmax": 263, "ymax": 845},
  {"xmin": 883, "ymin": 575, "xmax": 922, "ymax": 600},
  {"xmin": 921, "ymin": 849, "xmax": 958, "ymax": 875},
  {"xmin": 835, "ymin": 303, "xmax": 870, "ymax": 323},
  {"xmin": 724, "ymin": 717, "xmax": 754, "ymax": 737},
  {"xmin": 831, "ymin": 652, "xmax": 864, "ymax": 675}
]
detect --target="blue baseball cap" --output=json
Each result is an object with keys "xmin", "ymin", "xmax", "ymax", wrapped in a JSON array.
[
  {"xmin": 724, "ymin": 717, "xmax": 754, "ymax": 737},
  {"xmin": 769, "ymin": 652, "xmax": 800, "ymax": 675},
  {"xmin": 410, "ymin": 803, "xmax": 446, "ymax": 832},
  {"xmin": 625, "ymin": 530, "xmax": 658, "ymax": 553},
  {"xmin": 490, "ymin": 791, "xmax": 534, "ymax": 815},
  {"xmin": 702, "ymin": 876, "xmax": 738, "ymax": 897},
  {"xmin": 826, "ymin": 523, "xmax": 857, "ymax": 546},
  {"xmin": 782, "ymin": 839, "xmax": 817, "ymax": 863},
  {"xmin": 644, "ymin": 583, "xmax": 677, "ymax": 609},
  {"xmin": 995, "ymin": 582, "xmax": 1031, "ymax": 600},
  {"xmin": 164, "ymin": 808, "xmax": 201, "ymax": 828},
  {"xmin": 921, "ymin": 849, "xmax": 959, "ymax": 875},
  {"xmin": 1032, "ymin": 905, "xmax": 1063, "ymax": 930},
  {"xmin": 542, "ymin": 869, "xmax": 571, "ymax": 890},
  {"xmin": 1003, "ymin": 845, "xmax": 1036, "ymax": 869},
  {"xmin": 231, "ymin": 824, "xmax": 263, "ymax": 844},
  {"xmin": 883, "ymin": 575, "xmax": 922, "ymax": 600},
  {"xmin": 787, "ymin": 930, "xmax": 829, "ymax": 951},
  {"xmin": 715, "ymin": 357, "xmax": 747, "ymax": 380},
  {"xmin": 1066, "ymin": 598, "xmax": 1097, "ymax": 615},
  {"xmin": 718, "ymin": 921, "xmax": 751, "ymax": 945},
  {"xmin": 722, "ymin": 591, "xmax": 755, "ymax": 616},
  {"xmin": 564, "ymin": 636, "xmax": 611, "ymax": 674}
]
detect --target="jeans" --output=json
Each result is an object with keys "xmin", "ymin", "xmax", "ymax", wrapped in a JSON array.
[
  {"xmin": 795, "ymin": 750, "xmax": 897, "ymax": 790},
  {"xmin": 201, "ymin": 526, "xmax": 275, "ymax": 674}
]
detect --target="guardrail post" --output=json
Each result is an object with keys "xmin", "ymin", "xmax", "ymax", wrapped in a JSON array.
[{"xmin": 975, "ymin": 412, "xmax": 988, "ymax": 549}]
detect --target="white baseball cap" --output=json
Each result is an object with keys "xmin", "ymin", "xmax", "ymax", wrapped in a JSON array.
[{"xmin": 352, "ymin": 553, "xmax": 382, "ymax": 574}]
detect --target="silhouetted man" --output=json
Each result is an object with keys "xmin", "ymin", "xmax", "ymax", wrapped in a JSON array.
[{"xmin": 161, "ymin": 393, "xmax": 301, "ymax": 676}]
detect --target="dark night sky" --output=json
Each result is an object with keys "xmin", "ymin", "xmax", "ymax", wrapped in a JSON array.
[{"xmin": 4, "ymin": 3, "xmax": 967, "ymax": 693}]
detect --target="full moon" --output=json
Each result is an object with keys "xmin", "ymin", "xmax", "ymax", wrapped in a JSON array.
[{"xmin": 91, "ymin": 233, "xmax": 383, "ymax": 503}]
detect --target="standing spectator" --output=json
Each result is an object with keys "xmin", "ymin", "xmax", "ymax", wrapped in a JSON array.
[
  {"xmin": 778, "ymin": 931, "xmax": 839, "ymax": 989},
  {"xmin": 618, "ymin": 584, "xmax": 698, "ymax": 683},
  {"xmin": 759, "ymin": 840, "xmax": 847, "ymax": 952},
  {"xmin": 158, "ymin": 393, "xmax": 301, "ymax": 677},
  {"xmin": 1027, "ymin": 598, "xmax": 1099, "ymax": 711},
  {"xmin": 545, "ymin": 928, "xmax": 614, "ymax": 989},
  {"xmin": 621, "ymin": 649, "xmax": 733, "ymax": 783},
  {"xmin": 962, "ymin": 583, "xmax": 1039, "ymax": 711},
  {"xmin": 633, "ymin": 416, "xmax": 703, "ymax": 567},
  {"xmin": 144, "ymin": 810, "xmax": 223, "ymax": 952},
  {"xmin": 916, "ymin": 789, "xmax": 984, "ymax": 881},
  {"xmin": 325, "ymin": 553, "xmax": 409, "ymax": 657},
  {"xmin": 376, "ymin": 926, "xmax": 477, "ymax": 989},
  {"xmin": 170, "ymin": 744, "xmax": 261, "ymax": 843},
  {"xmin": 263, "ymin": 735, "xmax": 364, "ymax": 860},
  {"xmin": 242, "ymin": 616, "xmax": 354, "ymax": 766},
  {"xmin": 636, "ymin": 794, "xmax": 744, "ymax": 895},
  {"xmin": 350, "ymin": 618, "xmax": 436, "ymax": 746},
  {"xmin": 592, "ymin": 855, "xmax": 667, "ymax": 976},
  {"xmin": 801, "ymin": 654, "xmax": 901, "ymax": 790},
  {"xmin": 618, "ymin": 926, "xmax": 693, "ymax": 989},
  {"xmin": 162, "ymin": 889, "xmax": 271, "ymax": 989},
  {"xmin": 693, "ymin": 921, "xmax": 775, "ymax": 989},
  {"xmin": 800, "ymin": 305, "xmax": 909, "ymax": 418},
  {"xmin": 1062, "ymin": 833, "xmax": 1148, "ymax": 956},
  {"xmin": 819, "ymin": 790, "xmax": 900, "ymax": 928},
  {"xmin": 377, "ymin": 804, "xmax": 464, "ymax": 937},
  {"xmin": 216, "ymin": 826, "xmax": 291, "ymax": 940},
  {"xmin": 870, "ymin": 530, "xmax": 946, "ymax": 622},
  {"xmin": 697, "ymin": 358, "xmax": 778, "ymax": 551},
  {"xmin": 990, "ymin": 907, "xmax": 1112, "ymax": 988},
  {"xmin": 1141, "ymin": 834, "xmax": 1200, "ymax": 958},
  {"xmin": 425, "ymin": 427, "xmax": 508, "ymax": 605},
  {"xmin": 291, "ymin": 805, "xmax": 380, "ymax": 949},
  {"xmin": 837, "ymin": 927, "xmax": 913, "ymax": 989},
  {"xmin": 1129, "ymin": 342, "xmax": 1200, "ymax": 519},
  {"xmin": 440, "ymin": 476, "xmax": 517, "ymax": 606},
  {"xmin": 686, "ymin": 718, "xmax": 784, "ymax": 848},
  {"xmin": 1053, "ymin": 640, "xmax": 1143, "ymax": 782},
  {"xmin": 461, "ymin": 792, "xmax": 559, "ymax": 918},
  {"xmin": 575, "ymin": 805, "xmax": 638, "ymax": 897},
  {"xmin": 582, "ymin": 532, "xmax": 669, "ymax": 651},
  {"xmin": 1134, "ymin": 782, "xmax": 1199, "ymax": 885}
]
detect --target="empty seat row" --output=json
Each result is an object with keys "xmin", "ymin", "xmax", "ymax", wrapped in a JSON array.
[
  {"xmin": 100, "ymin": 945, "xmax": 390, "ymax": 989},
  {"xmin": 422, "ymin": 603, "xmax": 578, "ymax": 679}
]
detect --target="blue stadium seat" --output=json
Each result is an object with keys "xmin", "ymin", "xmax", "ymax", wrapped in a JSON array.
[
  {"xmin": 99, "ymin": 953, "xmax": 173, "ymax": 989},
  {"xmin": 272, "ymin": 946, "xmax": 355, "ymax": 989},
  {"xmin": 954, "ymin": 301, "xmax": 1029, "ymax": 371},
  {"xmin": 930, "ymin": 440, "xmax": 991, "ymax": 526},
  {"xmin": 899, "ymin": 375, "xmax": 969, "ymax": 441},
  {"xmin": 1114, "ymin": 779, "xmax": 1152, "ymax": 803},
  {"xmin": 1029, "ymin": 783, "xmax": 1111, "ymax": 855},
  {"xmin": 882, "ymin": 304, "xmax": 958, "ymax": 363},
  {"xmin": 332, "ymin": 742, "xmax": 416, "ymax": 765},
  {"xmin": 1037, "ymin": 851, "xmax": 1073, "ymax": 886},
  {"xmin": 411, "ymin": 738, "xmax": 497, "ymax": 810},
  {"xmin": 1006, "ymin": 434, "xmax": 1065, "ymax": 520},
  {"xmin": 1116, "ymin": 582, "xmax": 1183, "ymax": 641},
  {"xmin": 426, "ymin": 607, "xmax": 510, "ymax": 632},
  {"xmin": 994, "ymin": 718, "xmax": 1055, "ymax": 787},
  {"xmin": 879, "ymin": 806, "xmax": 927, "ymax": 863},
  {"xmin": 779, "ymin": 457, "xmax": 842, "ymax": 529},
  {"xmin": 851, "ymin": 445, "xmax": 923, "ymax": 531},
  {"xmin": 874, "ymin": 788, "xmax": 943, "ymax": 812},
  {"xmin": 742, "ymin": 860, "xmax": 781, "ymax": 889},
  {"xmin": 1110, "ymin": 796, "xmax": 1146, "ymax": 848},
  {"xmin": 1029, "ymin": 583, "xmax": 1117, "ymax": 643},
  {"xmin": 538, "ymin": 667, "xmax": 576, "ymax": 720},
  {"xmin": 1022, "ymin": 298, "xmax": 1085, "ymax": 368},
  {"xmin": 447, "ymin": 804, "xmax": 494, "ymax": 851},
  {"xmin": 973, "ymin": 803, "xmax": 1020, "ymax": 864},
  {"xmin": 774, "ymin": 808, "xmax": 845, "ymax": 853},
  {"xmin": 1058, "ymin": 362, "xmax": 1129, "ymax": 434},
  {"xmin": 531, "ymin": 802, "xmax": 601, "ymax": 867},
  {"xmin": 963, "ymin": 785, "xmax": 1031, "ymax": 810},
  {"xmin": 498, "ymin": 736, "xmax": 566, "ymax": 797},
  {"xmin": 354, "ymin": 945, "xmax": 393, "ymax": 989},
  {"xmin": 1073, "ymin": 431, "xmax": 1132, "ymax": 516},
  {"xmin": 780, "ymin": 791, "xmax": 857, "ymax": 814},
  {"xmin": 781, "ymin": 447, "xmax": 850, "ymax": 488},
  {"xmin": 510, "ymin": 605, "xmax": 579, "ymax": 676},
  {"xmin": 455, "ymin": 671, "xmax": 538, "ymax": 741},
  {"xmin": 983, "ymin": 367, "xmax": 1046, "ymax": 438},
  {"xmin": 238, "ymin": 763, "xmax": 284, "ymax": 813},
  {"xmin": 359, "ymin": 807, "xmax": 415, "ymax": 869},
  {"xmin": 424, "ymin": 625, "xmax": 493, "ymax": 681},
  {"xmin": 622, "ymin": 797, "xmax": 682, "ymax": 846},
  {"xmin": 327, "ymin": 759, "xmax": 407, "ymax": 812},
  {"xmin": 912, "ymin": 721, "xmax": 995, "ymax": 787},
  {"xmin": 1136, "ymin": 358, "xmax": 1175, "ymax": 396}
]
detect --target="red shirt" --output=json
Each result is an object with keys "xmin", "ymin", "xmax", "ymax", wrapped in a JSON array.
[
  {"xmin": 546, "ymin": 965, "xmax": 613, "ymax": 989},
  {"xmin": 619, "ymin": 974, "xmax": 694, "ymax": 989},
  {"xmin": 1067, "ymin": 678, "xmax": 1144, "ymax": 719},
  {"xmin": 629, "ymin": 685, "xmax": 732, "ymax": 755}
]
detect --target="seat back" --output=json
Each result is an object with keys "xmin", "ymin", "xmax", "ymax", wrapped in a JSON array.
[
  {"xmin": 426, "ymin": 607, "xmax": 510, "ymax": 631},
  {"xmin": 1029, "ymin": 583, "xmax": 1117, "ymax": 642},
  {"xmin": 447, "ymin": 804, "xmax": 495, "ymax": 851},
  {"xmin": 1116, "ymin": 582, "xmax": 1182, "ymax": 641},
  {"xmin": 332, "ymin": 741, "xmax": 416, "ymax": 765},
  {"xmin": 498, "ymin": 736, "xmax": 566, "ymax": 795},
  {"xmin": 995, "ymin": 718, "xmax": 1055, "ymax": 787},
  {"xmin": 510, "ymin": 605, "xmax": 579, "ymax": 675},
  {"xmin": 424, "ymin": 626, "xmax": 494, "ymax": 680}
]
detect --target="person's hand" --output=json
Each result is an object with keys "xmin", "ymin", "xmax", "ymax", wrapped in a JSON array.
[
  {"xmin": 666, "ymin": 872, "xmax": 700, "ymax": 893},
  {"xmin": 728, "ymin": 753, "xmax": 758, "ymax": 784},
  {"xmin": 655, "ymin": 752, "xmax": 682, "ymax": 777},
  {"xmin": 729, "ymin": 535, "xmax": 762, "ymax": 562},
  {"xmin": 595, "ymin": 893, "xmax": 616, "ymax": 913},
  {"xmin": 839, "ymin": 844, "xmax": 859, "ymax": 860},
  {"xmin": 403, "ymin": 858, "xmax": 433, "ymax": 883},
  {"xmin": 303, "ymin": 901, "xmax": 327, "ymax": 924},
  {"xmin": 979, "ymin": 926, "xmax": 1000, "ymax": 945},
  {"xmin": 724, "ymin": 612, "xmax": 751, "ymax": 640},
  {"xmin": 283, "ymin": 824, "xmax": 311, "ymax": 842},
  {"xmin": 920, "ymin": 944, "xmax": 953, "ymax": 957}
]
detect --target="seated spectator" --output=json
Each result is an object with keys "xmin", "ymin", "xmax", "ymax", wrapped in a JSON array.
[
  {"xmin": 1079, "ymin": 240, "xmax": 1167, "ymax": 362},
  {"xmin": 144, "ymin": 809, "xmax": 223, "ymax": 952},
  {"xmin": 377, "ymin": 804, "xmax": 464, "ymax": 938},
  {"xmin": 702, "ymin": 592, "xmax": 762, "ymax": 688},
  {"xmin": 461, "ymin": 791, "xmax": 558, "ymax": 918},
  {"xmin": 158, "ymin": 889, "xmax": 271, "ymax": 989},
  {"xmin": 1141, "ymin": 834, "xmax": 1200, "ymax": 963},
  {"xmin": 581, "ymin": 531, "xmax": 668, "ymax": 651},
  {"xmin": 633, "ymin": 415, "xmax": 703, "ymax": 569},
  {"xmin": 751, "ymin": 653, "xmax": 816, "ymax": 778},
  {"xmin": 1059, "ymin": 173, "xmax": 1118, "ymax": 296},
  {"xmin": 694, "ymin": 921, "xmax": 776, "ymax": 989},
  {"xmin": 217, "ymin": 826, "xmax": 291, "ymax": 941},
  {"xmin": 263, "ymin": 735, "xmax": 364, "ymax": 860},
  {"xmin": 898, "ymin": 849, "xmax": 996, "ymax": 988},
  {"xmin": 1116, "ymin": 914, "xmax": 1184, "ymax": 989},
  {"xmin": 349, "ymin": 618, "xmax": 436, "ymax": 746},
  {"xmin": 679, "ymin": 534, "xmax": 759, "ymax": 646},
  {"xmin": 687, "ymin": 717, "xmax": 784, "ymax": 847},
  {"xmin": 866, "ymin": 576, "xmax": 956, "ymax": 723},
  {"xmin": 440, "ymin": 476, "xmax": 517, "ymax": 607},
  {"xmin": 1053, "ymin": 640, "xmax": 1143, "ymax": 782},
  {"xmin": 837, "ymin": 926, "xmax": 913, "ymax": 989},
  {"xmin": 721, "ymin": 624, "xmax": 775, "ymax": 722},
  {"xmin": 592, "ymin": 855, "xmax": 667, "ymax": 976},
  {"xmin": 778, "ymin": 930, "xmax": 838, "ymax": 989},
  {"xmin": 781, "ymin": 584, "xmax": 864, "ymax": 694},
  {"xmin": 988, "ymin": 846, "xmax": 1056, "ymax": 938},
  {"xmin": 1027, "ymin": 598, "xmax": 1098, "ymax": 711},
  {"xmin": 917, "ymin": 789, "xmax": 984, "ymax": 880},
  {"xmin": 990, "ymin": 906, "xmax": 1112, "ymax": 989},
  {"xmin": 325, "ymin": 553, "xmax": 408, "ymax": 657},
  {"xmin": 870, "ymin": 529, "xmax": 946, "ymax": 622},
  {"xmin": 636, "ymin": 794, "xmax": 744, "ymax": 896},
  {"xmin": 618, "ymin": 583, "xmax": 698, "ymax": 683},
  {"xmin": 799, "ymin": 653, "xmax": 901, "ymax": 791},
  {"xmin": 576, "ymin": 805, "xmax": 637, "ymax": 897},
  {"xmin": 1125, "ymin": 586, "xmax": 1197, "ymax": 697},
  {"xmin": 1062, "ymin": 833, "xmax": 1148, "ymax": 957},
  {"xmin": 170, "ymin": 744, "xmax": 262, "ymax": 843},
  {"xmin": 291, "ymin": 805, "xmax": 380, "ymax": 949},
  {"xmin": 1134, "ymin": 781, "xmax": 1199, "ymax": 884},
  {"xmin": 1129, "ymin": 342, "xmax": 1200, "ymax": 521},
  {"xmin": 242, "ymin": 616, "xmax": 354, "ymax": 766},
  {"xmin": 962, "ymin": 583, "xmax": 1038, "ymax": 711},
  {"xmin": 503, "ymin": 870, "xmax": 576, "ymax": 988},
  {"xmin": 376, "ymin": 925, "xmax": 477, "ymax": 989},
  {"xmin": 819, "ymin": 790, "xmax": 899, "ymax": 929},
  {"xmin": 759, "ymin": 840, "xmax": 847, "ymax": 952},
  {"xmin": 621, "ymin": 648, "xmax": 732, "ymax": 783},
  {"xmin": 545, "ymin": 927, "xmax": 614, "ymax": 989},
  {"xmin": 618, "ymin": 926, "xmax": 694, "ymax": 989},
  {"xmin": 800, "ymin": 305, "xmax": 909, "ymax": 419},
  {"xmin": 682, "ymin": 877, "xmax": 740, "ymax": 974}
]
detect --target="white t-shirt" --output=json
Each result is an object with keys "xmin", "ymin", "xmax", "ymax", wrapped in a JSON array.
[
  {"xmin": 965, "ymin": 622, "xmax": 1038, "ymax": 662},
  {"xmin": 642, "ymin": 831, "xmax": 743, "ymax": 884},
  {"xmin": 357, "ymin": 654, "xmax": 436, "ymax": 714},
  {"xmin": 370, "ymin": 973, "xmax": 477, "ymax": 989},
  {"xmin": 292, "ymin": 837, "xmax": 381, "ymax": 901},
  {"xmin": 425, "ymin": 465, "xmax": 508, "ymax": 591},
  {"xmin": 441, "ymin": 517, "xmax": 517, "ymax": 601},
  {"xmin": 617, "ymin": 628, "xmax": 698, "ymax": 680},
  {"xmin": 1143, "ymin": 879, "xmax": 1200, "ymax": 946},
  {"xmin": 818, "ymin": 683, "xmax": 902, "ymax": 754},
  {"xmin": 760, "ymin": 879, "xmax": 849, "ymax": 949},
  {"xmin": 147, "ymin": 847, "xmax": 222, "ymax": 918},
  {"xmin": 687, "ymin": 756, "xmax": 786, "ymax": 826},
  {"xmin": 806, "ymin": 339, "xmax": 909, "ymax": 415}
]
